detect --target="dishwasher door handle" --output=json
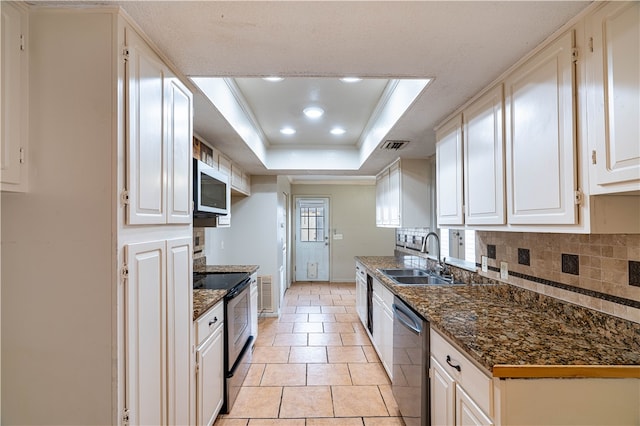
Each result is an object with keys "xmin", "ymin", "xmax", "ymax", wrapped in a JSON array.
[{"xmin": 392, "ymin": 303, "xmax": 421, "ymax": 335}]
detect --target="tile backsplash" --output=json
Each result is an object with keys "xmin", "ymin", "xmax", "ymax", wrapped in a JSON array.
[
  {"xmin": 193, "ymin": 227, "xmax": 206, "ymax": 268},
  {"xmin": 475, "ymin": 232, "xmax": 640, "ymax": 321}
]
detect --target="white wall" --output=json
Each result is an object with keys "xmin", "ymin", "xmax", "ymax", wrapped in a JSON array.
[
  {"xmin": 291, "ymin": 183, "xmax": 395, "ymax": 282},
  {"xmin": 1, "ymin": 10, "xmax": 115, "ymax": 424},
  {"xmin": 205, "ymin": 175, "xmax": 291, "ymax": 312}
]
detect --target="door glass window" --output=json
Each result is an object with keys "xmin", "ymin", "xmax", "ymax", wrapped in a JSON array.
[{"xmin": 300, "ymin": 206, "xmax": 324, "ymax": 242}]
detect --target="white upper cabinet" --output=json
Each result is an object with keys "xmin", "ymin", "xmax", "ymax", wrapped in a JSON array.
[
  {"xmin": 1, "ymin": 1, "xmax": 28, "ymax": 192},
  {"xmin": 436, "ymin": 115, "xmax": 464, "ymax": 226},
  {"xmin": 126, "ymin": 28, "xmax": 192, "ymax": 225},
  {"xmin": 505, "ymin": 31, "xmax": 577, "ymax": 225},
  {"xmin": 376, "ymin": 168, "xmax": 390, "ymax": 226},
  {"xmin": 166, "ymin": 75, "xmax": 193, "ymax": 224},
  {"xmin": 586, "ymin": 1, "xmax": 640, "ymax": 194},
  {"xmin": 463, "ymin": 85, "xmax": 506, "ymax": 225},
  {"xmin": 376, "ymin": 158, "xmax": 432, "ymax": 228}
]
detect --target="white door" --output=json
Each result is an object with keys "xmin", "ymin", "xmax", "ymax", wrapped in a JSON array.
[
  {"xmin": 126, "ymin": 28, "xmax": 167, "ymax": 225},
  {"xmin": 587, "ymin": 1, "xmax": 640, "ymax": 191},
  {"xmin": 436, "ymin": 115, "xmax": 465, "ymax": 226},
  {"xmin": 295, "ymin": 197, "xmax": 329, "ymax": 281},
  {"xmin": 505, "ymin": 31, "xmax": 576, "ymax": 225},
  {"xmin": 166, "ymin": 76, "xmax": 193, "ymax": 224},
  {"xmin": 166, "ymin": 237, "xmax": 193, "ymax": 425},
  {"xmin": 125, "ymin": 240, "xmax": 166, "ymax": 426},
  {"xmin": 464, "ymin": 84, "xmax": 506, "ymax": 225}
]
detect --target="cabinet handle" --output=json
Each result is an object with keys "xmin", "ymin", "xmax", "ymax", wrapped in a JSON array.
[
  {"xmin": 209, "ymin": 317, "xmax": 218, "ymax": 327},
  {"xmin": 446, "ymin": 355, "xmax": 461, "ymax": 372}
]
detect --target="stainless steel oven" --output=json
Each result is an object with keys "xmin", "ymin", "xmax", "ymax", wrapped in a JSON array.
[
  {"xmin": 392, "ymin": 295, "xmax": 429, "ymax": 426},
  {"xmin": 223, "ymin": 277, "xmax": 253, "ymax": 414},
  {"xmin": 194, "ymin": 271, "xmax": 254, "ymax": 414}
]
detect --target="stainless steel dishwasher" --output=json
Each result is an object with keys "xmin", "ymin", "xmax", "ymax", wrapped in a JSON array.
[{"xmin": 392, "ymin": 296, "xmax": 429, "ymax": 426}]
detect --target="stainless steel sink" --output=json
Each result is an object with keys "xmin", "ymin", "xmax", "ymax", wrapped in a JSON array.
[
  {"xmin": 378, "ymin": 268, "xmax": 461, "ymax": 286},
  {"xmin": 378, "ymin": 268, "xmax": 429, "ymax": 277},
  {"xmin": 392, "ymin": 275, "xmax": 454, "ymax": 285}
]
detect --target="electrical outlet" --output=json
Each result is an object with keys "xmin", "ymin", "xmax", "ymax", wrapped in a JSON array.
[
  {"xmin": 500, "ymin": 261, "xmax": 509, "ymax": 280},
  {"xmin": 481, "ymin": 256, "xmax": 488, "ymax": 273}
]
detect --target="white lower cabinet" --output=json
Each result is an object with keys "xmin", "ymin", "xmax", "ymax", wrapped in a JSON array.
[
  {"xmin": 125, "ymin": 237, "xmax": 193, "ymax": 426},
  {"xmin": 456, "ymin": 384, "xmax": 493, "ymax": 426},
  {"xmin": 431, "ymin": 356, "xmax": 456, "ymax": 426},
  {"xmin": 372, "ymin": 277, "xmax": 394, "ymax": 379},
  {"xmin": 250, "ymin": 272, "xmax": 259, "ymax": 342},
  {"xmin": 432, "ymin": 327, "xmax": 640, "ymax": 425},
  {"xmin": 196, "ymin": 301, "xmax": 225, "ymax": 426},
  {"xmin": 430, "ymin": 329, "xmax": 493, "ymax": 426},
  {"xmin": 355, "ymin": 263, "xmax": 367, "ymax": 325}
]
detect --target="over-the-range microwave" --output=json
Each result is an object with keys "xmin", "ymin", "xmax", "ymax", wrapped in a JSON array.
[{"xmin": 193, "ymin": 158, "xmax": 230, "ymax": 218}]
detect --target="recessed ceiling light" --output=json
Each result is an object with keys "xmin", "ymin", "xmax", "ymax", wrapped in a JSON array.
[
  {"xmin": 330, "ymin": 127, "xmax": 346, "ymax": 135},
  {"xmin": 263, "ymin": 77, "xmax": 284, "ymax": 82},
  {"xmin": 340, "ymin": 77, "xmax": 362, "ymax": 83},
  {"xmin": 280, "ymin": 127, "xmax": 296, "ymax": 135},
  {"xmin": 303, "ymin": 106, "xmax": 324, "ymax": 119}
]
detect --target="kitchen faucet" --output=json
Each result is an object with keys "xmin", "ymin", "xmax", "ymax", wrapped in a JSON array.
[{"xmin": 421, "ymin": 232, "xmax": 447, "ymax": 276}]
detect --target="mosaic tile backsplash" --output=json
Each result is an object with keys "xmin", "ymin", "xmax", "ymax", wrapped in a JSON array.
[
  {"xmin": 475, "ymin": 232, "xmax": 640, "ymax": 321},
  {"xmin": 394, "ymin": 229, "xmax": 639, "ymax": 322}
]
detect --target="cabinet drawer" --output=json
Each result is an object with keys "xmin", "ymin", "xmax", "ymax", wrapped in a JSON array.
[
  {"xmin": 430, "ymin": 328, "xmax": 492, "ymax": 415},
  {"xmin": 196, "ymin": 300, "xmax": 224, "ymax": 346}
]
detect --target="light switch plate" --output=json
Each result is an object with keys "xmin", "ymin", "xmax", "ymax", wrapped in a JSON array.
[
  {"xmin": 333, "ymin": 234, "xmax": 343, "ymax": 240},
  {"xmin": 500, "ymin": 261, "xmax": 508, "ymax": 280},
  {"xmin": 481, "ymin": 256, "xmax": 488, "ymax": 272}
]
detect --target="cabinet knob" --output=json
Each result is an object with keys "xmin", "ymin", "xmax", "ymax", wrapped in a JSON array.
[{"xmin": 209, "ymin": 317, "xmax": 218, "ymax": 326}]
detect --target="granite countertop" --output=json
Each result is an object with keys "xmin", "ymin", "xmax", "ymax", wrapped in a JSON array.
[
  {"xmin": 192, "ymin": 264, "xmax": 260, "ymax": 320},
  {"xmin": 356, "ymin": 256, "xmax": 640, "ymax": 378}
]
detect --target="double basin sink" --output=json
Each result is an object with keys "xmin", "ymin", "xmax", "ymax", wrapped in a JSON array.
[{"xmin": 378, "ymin": 268, "xmax": 461, "ymax": 286}]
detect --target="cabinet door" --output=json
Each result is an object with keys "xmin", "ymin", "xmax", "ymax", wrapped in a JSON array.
[
  {"xmin": 388, "ymin": 161, "xmax": 401, "ymax": 227},
  {"xmin": 505, "ymin": 31, "xmax": 577, "ymax": 225},
  {"xmin": 375, "ymin": 172, "xmax": 385, "ymax": 226},
  {"xmin": 376, "ymin": 169, "xmax": 391, "ymax": 226},
  {"xmin": 381, "ymin": 304, "xmax": 394, "ymax": 379},
  {"xmin": 250, "ymin": 276, "xmax": 259, "ymax": 341},
  {"xmin": 166, "ymin": 238, "xmax": 193, "ymax": 425},
  {"xmin": 436, "ymin": 115, "xmax": 464, "ymax": 226},
  {"xmin": 372, "ymin": 292, "xmax": 384, "ymax": 351},
  {"xmin": 166, "ymin": 76, "xmax": 193, "ymax": 223},
  {"xmin": 1, "ymin": 2, "xmax": 28, "ymax": 192},
  {"xmin": 587, "ymin": 2, "xmax": 640, "ymax": 192},
  {"xmin": 456, "ymin": 384, "xmax": 493, "ymax": 426},
  {"xmin": 126, "ymin": 28, "xmax": 167, "ymax": 224},
  {"xmin": 464, "ymin": 85, "xmax": 505, "ymax": 225},
  {"xmin": 197, "ymin": 325, "xmax": 224, "ymax": 426},
  {"xmin": 125, "ymin": 240, "xmax": 166, "ymax": 426},
  {"xmin": 431, "ymin": 357, "xmax": 455, "ymax": 426}
]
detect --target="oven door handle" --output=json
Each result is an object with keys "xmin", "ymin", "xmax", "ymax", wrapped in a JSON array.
[
  {"xmin": 227, "ymin": 335, "xmax": 254, "ymax": 378},
  {"xmin": 392, "ymin": 303, "xmax": 421, "ymax": 335},
  {"xmin": 227, "ymin": 277, "xmax": 251, "ymax": 299}
]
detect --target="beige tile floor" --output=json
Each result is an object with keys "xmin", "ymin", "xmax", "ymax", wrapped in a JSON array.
[{"xmin": 214, "ymin": 282, "xmax": 404, "ymax": 426}]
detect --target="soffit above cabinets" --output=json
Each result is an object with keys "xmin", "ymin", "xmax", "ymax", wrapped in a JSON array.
[{"xmin": 66, "ymin": 1, "xmax": 591, "ymax": 178}]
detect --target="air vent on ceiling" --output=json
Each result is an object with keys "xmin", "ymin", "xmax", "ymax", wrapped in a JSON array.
[{"xmin": 380, "ymin": 140, "xmax": 409, "ymax": 151}]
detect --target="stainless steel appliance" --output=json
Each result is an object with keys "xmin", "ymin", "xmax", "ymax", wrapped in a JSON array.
[
  {"xmin": 193, "ymin": 272, "xmax": 253, "ymax": 414},
  {"xmin": 193, "ymin": 158, "xmax": 231, "ymax": 217},
  {"xmin": 366, "ymin": 274, "xmax": 373, "ymax": 334},
  {"xmin": 392, "ymin": 296, "xmax": 429, "ymax": 426}
]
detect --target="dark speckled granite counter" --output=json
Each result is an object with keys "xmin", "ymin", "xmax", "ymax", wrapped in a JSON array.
[
  {"xmin": 192, "ymin": 265, "xmax": 259, "ymax": 320},
  {"xmin": 356, "ymin": 256, "xmax": 640, "ymax": 378}
]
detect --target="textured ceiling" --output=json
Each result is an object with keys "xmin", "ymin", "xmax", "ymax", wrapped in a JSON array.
[{"xmin": 40, "ymin": 1, "xmax": 592, "ymax": 176}]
